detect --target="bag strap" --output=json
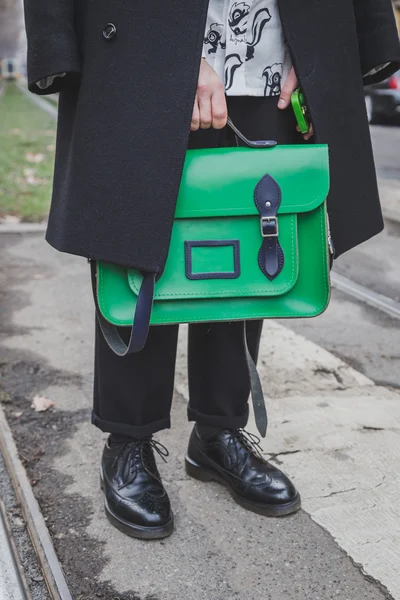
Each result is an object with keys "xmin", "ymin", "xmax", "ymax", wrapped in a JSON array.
[
  {"xmin": 91, "ymin": 261, "xmax": 155, "ymax": 356},
  {"xmin": 244, "ymin": 324, "xmax": 268, "ymax": 438},
  {"xmin": 227, "ymin": 117, "xmax": 277, "ymax": 149}
]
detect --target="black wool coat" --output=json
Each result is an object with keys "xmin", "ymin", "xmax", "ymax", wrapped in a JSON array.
[{"xmin": 24, "ymin": 0, "xmax": 400, "ymax": 273}]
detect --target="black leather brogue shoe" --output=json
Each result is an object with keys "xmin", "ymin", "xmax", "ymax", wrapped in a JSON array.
[
  {"xmin": 185, "ymin": 426, "xmax": 301, "ymax": 517},
  {"xmin": 100, "ymin": 436, "xmax": 173, "ymax": 539}
]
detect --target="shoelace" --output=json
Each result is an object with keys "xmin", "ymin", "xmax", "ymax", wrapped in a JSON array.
[
  {"xmin": 229, "ymin": 428, "xmax": 265, "ymax": 461},
  {"xmin": 144, "ymin": 438, "xmax": 169, "ymax": 465},
  {"xmin": 113, "ymin": 438, "xmax": 169, "ymax": 488}
]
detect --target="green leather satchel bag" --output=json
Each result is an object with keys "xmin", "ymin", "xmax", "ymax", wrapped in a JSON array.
[{"xmin": 93, "ymin": 120, "xmax": 332, "ymax": 436}]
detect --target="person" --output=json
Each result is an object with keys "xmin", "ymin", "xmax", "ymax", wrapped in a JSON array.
[{"xmin": 24, "ymin": 0, "xmax": 400, "ymax": 539}]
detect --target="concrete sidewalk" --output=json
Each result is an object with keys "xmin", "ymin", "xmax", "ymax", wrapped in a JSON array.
[
  {"xmin": 379, "ymin": 178, "xmax": 400, "ymax": 224},
  {"xmin": 370, "ymin": 123, "xmax": 400, "ymax": 225},
  {"xmin": 0, "ymin": 232, "xmax": 399, "ymax": 600}
]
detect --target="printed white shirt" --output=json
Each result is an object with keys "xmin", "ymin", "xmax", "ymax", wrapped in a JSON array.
[{"xmin": 202, "ymin": 0, "xmax": 292, "ymax": 96}]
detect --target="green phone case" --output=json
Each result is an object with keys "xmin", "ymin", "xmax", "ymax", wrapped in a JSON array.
[{"xmin": 291, "ymin": 88, "xmax": 310, "ymax": 134}]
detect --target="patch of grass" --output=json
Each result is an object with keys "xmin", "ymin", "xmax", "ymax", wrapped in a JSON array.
[{"xmin": 0, "ymin": 82, "xmax": 56, "ymax": 222}]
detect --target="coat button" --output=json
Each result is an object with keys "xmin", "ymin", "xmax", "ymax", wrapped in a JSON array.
[{"xmin": 103, "ymin": 23, "xmax": 117, "ymax": 40}]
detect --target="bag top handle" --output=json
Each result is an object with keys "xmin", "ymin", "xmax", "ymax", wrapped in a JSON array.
[{"xmin": 227, "ymin": 117, "xmax": 277, "ymax": 149}]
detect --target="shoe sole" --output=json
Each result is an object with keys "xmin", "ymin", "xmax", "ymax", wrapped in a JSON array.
[
  {"xmin": 100, "ymin": 469, "xmax": 174, "ymax": 540},
  {"xmin": 185, "ymin": 456, "xmax": 301, "ymax": 517}
]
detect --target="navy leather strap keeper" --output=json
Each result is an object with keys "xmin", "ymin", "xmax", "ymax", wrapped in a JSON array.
[{"xmin": 254, "ymin": 173, "xmax": 284, "ymax": 280}]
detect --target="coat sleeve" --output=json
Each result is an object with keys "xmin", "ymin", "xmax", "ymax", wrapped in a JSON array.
[
  {"xmin": 353, "ymin": 0, "xmax": 400, "ymax": 86},
  {"xmin": 23, "ymin": 0, "xmax": 81, "ymax": 95}
]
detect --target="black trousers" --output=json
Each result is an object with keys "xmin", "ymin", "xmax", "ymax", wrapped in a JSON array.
[{"xmin": 92, "ymin": 96, "xmax": 302, "ymax": 438}]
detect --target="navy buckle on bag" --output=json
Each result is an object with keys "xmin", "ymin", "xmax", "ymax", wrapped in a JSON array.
[
  {"xmin": 261, "ymin": 216, "xmax": 279, "ymax": 238},
  {"xmin": 254, "ymin": 174, "xmax": 284, "ymax": 280}
]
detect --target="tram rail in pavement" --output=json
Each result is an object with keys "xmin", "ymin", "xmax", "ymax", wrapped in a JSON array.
[
  {"xmin": 0, "ymin": 404, "xmax": 73, "ymax": 600},
  {"xmin": 0, "ymin": 499, "xmax": 30, "ymax": 600}
]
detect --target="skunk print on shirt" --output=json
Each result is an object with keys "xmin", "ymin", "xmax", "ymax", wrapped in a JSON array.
[{"xmin": 202, "ymin": 0, "xmax": 292, "ymax": 96}]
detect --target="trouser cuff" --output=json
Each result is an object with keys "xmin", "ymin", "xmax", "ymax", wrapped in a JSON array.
[
  {"xmin": 187, "ymin": 405, "xmax": 249, "ymax": 430},
  {"xmin": 91, "ymin": 411, "xmax": 171, "ymax": 438}
]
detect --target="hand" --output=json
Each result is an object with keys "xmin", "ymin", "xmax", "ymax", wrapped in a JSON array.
[
  {"xmin": 278, "ymin": 66, "xmax": 314, "ymax": 141},
  {"xmin": 191, "ymin": 59, "xmax": 228, "ymax": 132}
]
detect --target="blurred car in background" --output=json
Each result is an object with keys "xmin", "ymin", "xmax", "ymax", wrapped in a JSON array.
[
  {"xmin": 365, "ymin": 69, "xmax": 400, "ymax": 124},
  {"xmin": 0, "ymin": 58, "xmax": 22, "ymax": 81}
]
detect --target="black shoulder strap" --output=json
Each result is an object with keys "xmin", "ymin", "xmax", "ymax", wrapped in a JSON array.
[
  {"xmin": 91, "ymin": 261, "xmax": 155, "ymax": 356},
  {"xmin": 243, "ymin": 324, "xmax": 268, "ymax": 438}
]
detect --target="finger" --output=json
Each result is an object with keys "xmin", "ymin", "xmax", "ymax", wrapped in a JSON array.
[
  {"xmin": 278, "ymin": 66, "xmax": 298, "ymax": 110},
  {"xmin": 198, "ymin": 85, "xmax": 212, "ymax": 129},
  {"xmin": 296, "ymin": 125, "xmax": 300, "ymax": 132},
  {"xmin": 211, "ymin": 86, "xmax": 228, "ymax": 129},
  {"xmin": 190, "ymin": 96, "xmax": 200, "ymax": 132},
  {"xmin": 303, "ymin": 123, "xmax": 314, "ymax": 140}
]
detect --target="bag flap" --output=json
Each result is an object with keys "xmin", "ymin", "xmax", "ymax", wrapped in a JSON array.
[
  {"xmin": 128, "ymin": 213, "xmax": 299, "ymax": 300},
  {"xmin": 175, "ymin": 144, "xmax": 329, "ymax": 219}
]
